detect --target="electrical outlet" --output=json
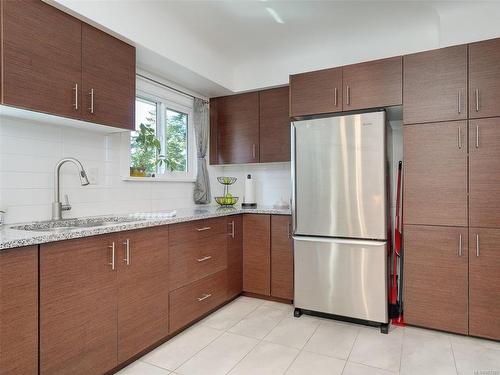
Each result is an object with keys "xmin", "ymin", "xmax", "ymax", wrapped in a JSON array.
[{"xmin": 88, "ymin": 168, "xmax": 99, "ymax": 185}]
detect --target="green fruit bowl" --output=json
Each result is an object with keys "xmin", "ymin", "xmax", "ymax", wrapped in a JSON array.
[{"xmin": 215, "ymin": 196, "xmax": 239, "ymax": 206}]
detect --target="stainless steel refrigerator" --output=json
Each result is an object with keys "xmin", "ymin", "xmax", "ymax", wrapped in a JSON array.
[{"xmin": 292, "ymin": 110, "xmax": 389, "ymax": 331}]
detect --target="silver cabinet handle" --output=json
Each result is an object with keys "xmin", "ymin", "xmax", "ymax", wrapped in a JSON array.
[
  {"xmin": 123, "ymin": 238, "xmax": 130, "ymax": 265},
  {"xmin": 89, "ymin": 88, "xmax": 95, "ymax": 114},
  {"xmin": 73, "ymin": 83, "xmax": 78, "ymax": 110},
  {"xmin": 197, "ymin": 226, "xmax": 211, "ymax": 232},
  {"xmin": 458, "ymin": 234, "xmax": 462, "ymax": 256},
  {"xmin": 108, "ymin": 242, "xmax": 116, "ymax": 270},
  {"xmin": 229, "ymin": 220, "xmax": 235, "ymax": 238},
  {"xmin": 252, "ymin": 144, "xmax": 256, "ymax": 159},
  {"xmin": 457, "ymin": 91, "xmax": 461, "ymax": 114},
  {"xmin": 476, "ymin": 234, "xmax": 480, "ymax": 257},
  {"xmin": 458, "ymin": 126, "xmax": 462, "ymax": 149},
  {"xmin": 476, "ymin": 125, "xmax": 479, "ymax": 148},
  {"xmin": 287, "ymin": 223, "xmax": 291, "ymax": 239},
  {"xmin": 475, "ymin": 89, "xmax": 480, "ymax": 112},
  {"xmin": 346, "ymin": 85, "xmax": 350, "ymax": 105},
  {"xmin": 334, "ymin": 87, "xmax": 338, "ymax": 107},
  {"xmin": 197, "ymin": 293, "xmax": 212, "ymax": 302},
  {"xmin": 197, "ymin": 255, "xmax": 212, "ymax": 262}
]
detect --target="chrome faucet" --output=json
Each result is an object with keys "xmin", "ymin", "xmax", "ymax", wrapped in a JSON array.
[{"xmin": 52, "ymin": 158, "xmax": 90, "ymax": 220}]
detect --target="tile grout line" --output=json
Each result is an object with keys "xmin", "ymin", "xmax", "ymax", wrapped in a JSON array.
[
  {"xmin": 340, "ymin": 326, "xmax": 362, "ymax": 375},
  {"xmin": 449, "ymin": 335, "xmax": 460, "ymax": 375},
  {"xmin": 399, "ymin": 327, "xmax": 405, "ymax": 374},
  {"xmin": 282, "ymin": 320, "xmax": 323, "ymax": 374}
]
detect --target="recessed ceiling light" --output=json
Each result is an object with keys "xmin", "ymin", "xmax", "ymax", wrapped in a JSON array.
[{"xmin": 266, "ymin": 7, "xmax": 284, "ymax": 24}]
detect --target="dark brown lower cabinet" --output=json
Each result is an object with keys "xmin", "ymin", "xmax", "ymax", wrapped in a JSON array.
[
  {"xmin": 271, "ymin": 215, "xmax": 294, "ymax": 300},
  {"xmin": 404, "ymin": 225, "xmax": 468, "ymax": 335},
  {"xmin": 227, "ymin": 215, "xmax": 243, "ymax": 299},
  {"xmin": 243, "ymin": 214, "xmax": 271, "ymax": 295},
  {"xmin": 469, "ymin": 228, "xmax": 500, "ymax": 340},
  {"xmin": 0, "ymin": 246, "xmax": 38, "ymax": 375}
]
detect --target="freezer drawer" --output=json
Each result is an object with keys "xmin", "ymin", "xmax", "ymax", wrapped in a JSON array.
[{"xmin": 294, "ymin": 236, "xmax": 388, "ymax": 323}]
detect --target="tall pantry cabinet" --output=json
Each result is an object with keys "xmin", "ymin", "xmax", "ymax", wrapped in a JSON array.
[{"xmin": 403, "ymin": 39, "xmax": 500, "ymax": 340}]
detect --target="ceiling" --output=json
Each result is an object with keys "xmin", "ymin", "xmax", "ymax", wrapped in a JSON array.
[{"xmin": 49, "ymin": 1, "xmax": 500, "ymax": 96}]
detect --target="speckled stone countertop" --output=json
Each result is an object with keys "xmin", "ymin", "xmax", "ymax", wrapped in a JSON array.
[{"xmin": 0, "ymin": 205, "xmax": 291, "ymax": 251}]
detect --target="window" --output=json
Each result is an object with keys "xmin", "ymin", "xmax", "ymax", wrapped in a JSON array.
[{"xmin": 125, "ymin": 76, "xmax": 196, "ymax": 181}]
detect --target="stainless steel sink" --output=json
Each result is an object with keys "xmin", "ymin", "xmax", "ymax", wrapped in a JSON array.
[{"xmin": 10, "ymin": 216, "xmax": 145, "ymax": 232}]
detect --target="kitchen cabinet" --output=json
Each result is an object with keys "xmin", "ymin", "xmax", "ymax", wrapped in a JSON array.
[
  {"xmin": 81, "ymin": 24, "xmax": 135, "ymax": 130},
  {"xmin": 227, "ymin": 215, "xmax": 243, "ymax": 299},
  {"xmin": 290, "ymin": 67, "xmax": 342, "ymax": 117},
  {"xmin": 259, "ymin": 87, "xmax": 291, "ymax": 163},
  {"xmin": 403, "ymin": 121, "xmax": 468, "ymax": 227},
  {"xmin": 469, "ymin": 118, "xmax": 500, "ymax": 227},
  {"xmin": 271, "ymin": 215, "xmax": 294, "ymax": 300},
  {"xmin": 469, "ymin": 228, "xmax": 500, "ymax": 340},
  {"xmin": 469, "ymin": 38, "xmax": 500, "ymax": 119},
  {"xmin": 404, "ymin": 225, "xmax": 468, "ymax": 335},
  {"xmin": 342, "ymin": 57, "xmax": 402, "ymax": 111},
  {"xmin": 40, "ymin": 235, "xmax": 118, "ymax": 375},
  {"xmin": 403, "ymin": 45, "xmax": 467, "ymax": 124},
  {"xmin": 210, "ymin": 92, "xmax": 260, "ymax": 164},
  {"xmin": 117, "ymin": 228, "xmax": 169, "ymax": 363},
  {"xmin": 243, "ymin": 214, "xmax": 271, "ymax": 295},
  {"xmin": 2, "ymin": 0, "xmax": 83, "ymax": 118},
  {"xmin": 0, "ymin": 246, "xmax": 38, "ymax": 375}
]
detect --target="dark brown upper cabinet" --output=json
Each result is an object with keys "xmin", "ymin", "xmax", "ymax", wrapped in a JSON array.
[
  {"xmin": 290, "ymin": 67, "xmax": 342, "ymax": 117},
  {"xmin": 403, "ymin": 121, "xmax": 468, "ymax": 227},
  {"xmin": 82, "ymin": 24, "xmax": 136, "ymax": 130},
  {"xmin": 259, "ymin": 87, "xmax": 291, "ymax": 163},
  {"xmin": 403, "ymin": 45, "xmax": 467, "ymax": 125},
  {"xmin": 343, "ymin": 57, "xmax": 402, "ymax": 111},
  {"xmin": 210, "ymin": 92, "xmax": 260, "ymax": 165},
  {"xmin": 469, "ymin": 38, "xmax": 500, "ymax": 119},
  {"xmin": 2, "ymin": 0, "xmax": 83, "ymax": 119}
]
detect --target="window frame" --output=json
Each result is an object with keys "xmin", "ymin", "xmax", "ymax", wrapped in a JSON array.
[{"xmin": 121, "ymin": 76, "xmax": 197, "ymax": 182}]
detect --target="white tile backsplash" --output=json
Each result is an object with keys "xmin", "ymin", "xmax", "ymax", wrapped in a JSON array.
[{"xmin": 0, "ymin": 115, "xmax": 291, "ymax": 224}]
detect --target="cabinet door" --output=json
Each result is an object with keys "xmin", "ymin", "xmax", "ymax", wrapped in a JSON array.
[
  {"xmin": 343, "ymin": 57, "xmax": 402, "ymax": 111},
  {"xmin": 40, "ymin": 236, "xmax": 118, "ymax": 375},
  {"xmin": 403, "ymin": 121, "xmax": 468, "ymax": 227},
  {"xmin": 469, "ymin": 228, "xmax": 500, "ymax": 340},
  {"xmin": 290, "ymin": 67, "xmax": 342, "ymax": 117},
  {"xmin": 0, "ymin": 246, "xmax": 38, "ymax": 375},
  {"xmin": 469, "ymin": 118, "xmax": 500, "ymax": 227},
  {"xmin": 214, "ymin": 92, "xmax": 260, "ymax": 164},
  {"xmin": 227, "ymin": 215, "xmax": 243, "ymax": 299},
  {"xmin": 403, "ymin": 45, "xmax": 467, "ymax": 124},
  {"xmin": 117, "ymin": 227, "xmax": 169, "ymax": 363},
  {"xmin": 82, "ymin": 24, "xmax": 135, "ymax": 130},
  {"xmin": 271, "ymin": 215, "xmax": 293, "ymax": 300},
  {"xmin": 2, "ymin": 0, "xmax": 82, "ymax": 118},
  {"xmin": 259, "ymin": 87, "xmax": 291, "ymax": 163},
  {"xmin": 404, "ymin": 225, "xmax": 468, "ymax": 334},
  {"xmin": 469, "ymin": 38, "xmax": 500, "ymax": 119},
  {"xmin": 243, "ymin": 214, "xmax": 271, "ymax": 295}
]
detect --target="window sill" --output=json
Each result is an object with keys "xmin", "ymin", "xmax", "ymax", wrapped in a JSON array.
[{"xmin": 122, "ymin": 176, "xmax": 196, "ymax": 183}]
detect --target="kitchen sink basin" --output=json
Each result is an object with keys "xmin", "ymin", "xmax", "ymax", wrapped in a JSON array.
[{"xmin": 10, "ymin": 216, "xmax": 145, "ymax": 232}]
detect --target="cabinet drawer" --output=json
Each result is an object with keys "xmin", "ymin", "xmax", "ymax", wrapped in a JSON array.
[
  {"xmin": 169, "ymin": 270, "xmax": 227, "ymax": 333},
  {"xmin": 169, "ymin": 217, "xmax": 227, "ymax": 246},
  {"xmin": 169, "ymin": 234, "xmax": 227, "ymax": 290}
]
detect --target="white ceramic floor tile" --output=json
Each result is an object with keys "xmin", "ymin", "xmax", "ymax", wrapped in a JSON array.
[
  {"xmin": 349, "ymin": 326, "xmax": 403, "ymax": 372},
  {"xmin": 116, "ymin": 361, "xmax": 171, "ymax": 375},
  {"xmin": 401, "ymin": 328, "xmax": 457, "ymax": 375},
  {"xmin": 285, "ymin": 350, "xmax": 345, "ymax": 375},
  {"xmin": 229, "ymin": 306, "xmax": 287, "ymax": 339},
  {"xmin": 264, "ymin": 316, "xmax": 321, "ymax": 349},
  {"xmin": 451, "ymin": 335, "xmax": 500, "ymax": 375},
  {"xmin": 303, "ymin": 321, "xmax": 359, "ymax": 360},
  {"xmin": 141, "ymin": 325, "xmax": 223, "ymax": 371},
  {"xmin": 261, "ymin": 300, "xmax": 294, "ymax": 312},
  {"xmin": 343, "ymin": 362, "xmax": 398, "ymax": 375},
  {"xmin": 229, "ymin": 341, "xmax": 299, "ymax": 375},
  {"xmin": 176, "ymin": 332, "xmax": 259, "ymax": 375},
  {"xmin": 201, "ymin": 299, "xmax": 261, "ymax": 330}
]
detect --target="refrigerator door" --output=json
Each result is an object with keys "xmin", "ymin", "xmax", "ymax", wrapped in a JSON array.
[
  {"xmin": 294, "ymin": 236, "xmax": 388, "ymax": 323},
  {"xmin": 293, "ymin": 111, "xmax": 387, "ymax": 240}
]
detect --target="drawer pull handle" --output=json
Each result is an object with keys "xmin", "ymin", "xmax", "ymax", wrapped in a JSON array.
[
  {"xmin": 229, "ymin": 220, "xmax": 235, "ymax": 238},
  {"xmin": 197, "ymin": 227, "xmax": 211, "ymax": 232},
  {"xmin": 123, "ymin": 238, "xmax": 130, "ymax": 265},
  {"xmin": 197, "ymin": 255, "xmax": 212, "ymax": 262},
  {"xmin": 108, "ymin": 242, "xmax": 116, "ymax": 271},
  {"xmin": 197, "ymin": 293, "xmax": 212, "ymax": 302}
]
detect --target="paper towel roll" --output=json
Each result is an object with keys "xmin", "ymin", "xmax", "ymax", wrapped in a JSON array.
[{"xmin": 244, "ymin": 174, "xmax": 256, "ymax": 204}]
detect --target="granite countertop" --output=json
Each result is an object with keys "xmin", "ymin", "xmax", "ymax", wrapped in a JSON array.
[{"xmin": 0, "ymin": 205, "xmax": 291, "ymax": 251}]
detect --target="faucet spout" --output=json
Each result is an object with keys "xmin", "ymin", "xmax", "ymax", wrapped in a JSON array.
[{"xmin": 52, "ymin": 157, "xmax": 90, "ymax": 220}]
